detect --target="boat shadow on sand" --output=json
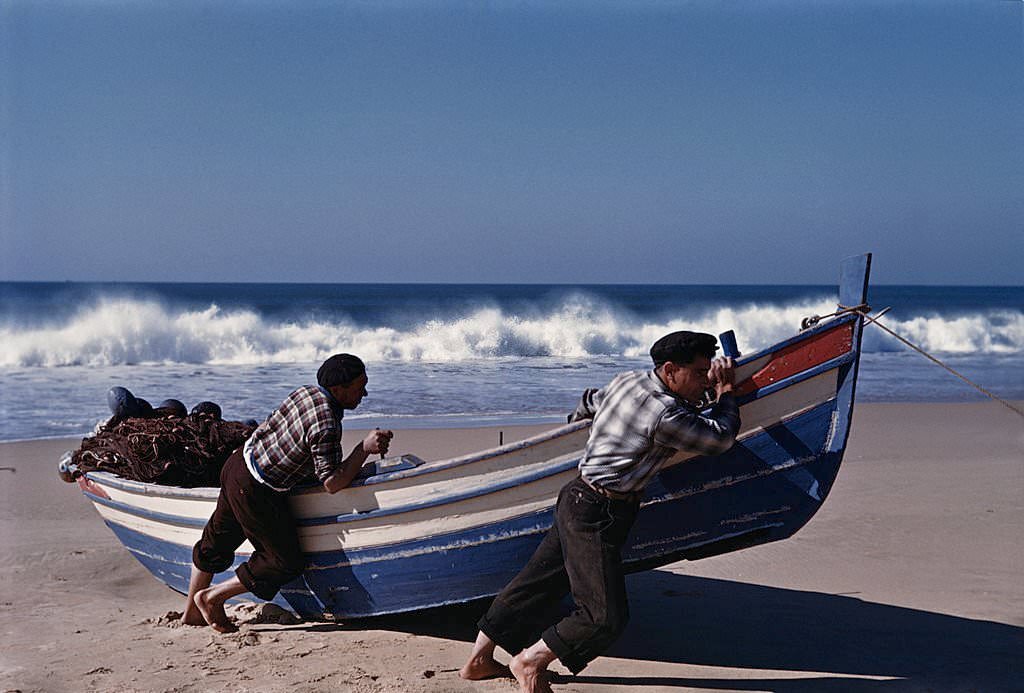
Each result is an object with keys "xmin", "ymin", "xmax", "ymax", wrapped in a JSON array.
[{"xmin": 280, "ymin": 570, "xmax": 1022, "ymax": 692}]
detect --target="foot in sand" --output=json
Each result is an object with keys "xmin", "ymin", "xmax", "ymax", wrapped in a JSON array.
[
  {"xmin": 510, "ymin": 654, "xmax": 553, "ymax": 693},
  {"xmin": 193, "ymin": 589, "xmax": 238, "ymax": 633},
  {"xmin": 458, "ymin": 655, "xmax": 510, "ymax": 681},
  {"xmin": 181, "ymin": 602, "xmax": 208, "ymax": 627}
]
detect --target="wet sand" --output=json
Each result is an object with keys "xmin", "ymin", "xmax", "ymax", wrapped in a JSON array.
[{"xmin": 1, "ymin": 402, "xmax": 1021, "ymax": 692}]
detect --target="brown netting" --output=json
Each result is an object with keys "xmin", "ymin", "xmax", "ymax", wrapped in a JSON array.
[{"xmin": 72, "ymin": 415, "xmax": 256, "ymax": 487}]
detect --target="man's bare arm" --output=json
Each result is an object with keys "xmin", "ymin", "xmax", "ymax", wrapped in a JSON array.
[{"xmin": 323, "ymin": 429, "xmax": 393, "ymax": 494}]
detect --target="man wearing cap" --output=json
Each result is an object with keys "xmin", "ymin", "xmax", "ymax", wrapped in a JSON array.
[
  {"xmin": 183, "ymin": 353, "xmax": 394, "ymax": 633},
  {"xmin": 461, "ymin": 331, "xmax": 740, "ymax": 692}
]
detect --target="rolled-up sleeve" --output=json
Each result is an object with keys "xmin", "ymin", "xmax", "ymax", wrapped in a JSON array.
[
  {"xmin": 309, "ymin": 424, "xmax": 345, "ymax": 482},
  {"xmin": 653, "ymin": 394, "xmax": 741, "ymax": 455}
]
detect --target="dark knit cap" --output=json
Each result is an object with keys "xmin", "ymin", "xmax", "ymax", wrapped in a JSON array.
[
  {"xmin": 190, "ymin": 401, "xmax": 222, "ymax": 419},
  {"xmin": 317, "ymin": 353, "xmax": 366, "ymax": 388},
  {"xmin": 158, "ymin": 399, "xmax": 188, "ymax": 418},
  {"xmin": 649, "ymin": 331, "xmax": 718, "ymax": 366}
]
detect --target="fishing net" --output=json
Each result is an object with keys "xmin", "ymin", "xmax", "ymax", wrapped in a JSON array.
[{"xmin": 72, "ymin": 415, "xmax": 256, "ymax": 487}]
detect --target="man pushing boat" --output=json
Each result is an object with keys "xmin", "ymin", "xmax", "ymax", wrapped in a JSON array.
[
  {"xmin": 184, "ymin": 353, "xmax": 393, "ymax": 633},
  {"xmin": 461, "ymin": 331, "xmax": 740, "ymax": 692}
]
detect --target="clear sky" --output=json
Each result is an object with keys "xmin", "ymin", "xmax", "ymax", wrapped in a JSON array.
[{"xmin": 2, "ymin": 1, "xmax": 1022, "ymax": 285}]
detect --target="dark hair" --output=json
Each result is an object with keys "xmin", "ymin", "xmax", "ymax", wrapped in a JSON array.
[
  {"xmin": 649, "ymin": 331, "xmax": 718, "ymax": 366},
  {"xmin": 317, "ymin": 354, "xmax": 366, "ymax": 388}
]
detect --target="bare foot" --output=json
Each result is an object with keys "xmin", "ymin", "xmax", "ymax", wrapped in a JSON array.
[
  {"xmin": 193, "ymin": 589, "xmax": 238, "ymax": 633},
  {"xmin": 510, "ymin": 654, "xmax": 553, "ymax": 693},
  {"xmin": 459, "ymin": 655, "xmax": 511, "ymax": 681},
  {"xmin": 181, "ymin": 603, "xmax": 208, "ymax": 627}
]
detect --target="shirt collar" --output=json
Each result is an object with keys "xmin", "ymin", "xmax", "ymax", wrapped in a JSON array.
[{"xmin": 316, "ymin": 385, "xmax": 345, "ymax": 419}]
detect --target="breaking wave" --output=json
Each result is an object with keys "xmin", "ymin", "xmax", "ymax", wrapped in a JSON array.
[{"xmin": 1, "ymin": 296, "xmax": 1022, "ymax": 368}]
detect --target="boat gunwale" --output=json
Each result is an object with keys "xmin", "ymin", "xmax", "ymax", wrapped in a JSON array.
[{"xmin": 82, "ymin": 389, "xmax": 844, "ymax": 534}]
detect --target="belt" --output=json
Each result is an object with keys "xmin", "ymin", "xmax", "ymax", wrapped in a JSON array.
[{"xmin": 581, "ymin": 476, "xmax": 642, "ymax": 502}]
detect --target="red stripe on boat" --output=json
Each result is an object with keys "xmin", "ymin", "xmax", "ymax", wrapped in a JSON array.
[
  {"xmin": 735, "ymin": 323, "xmax": 854, "ymax": 397},
  {"xmin": 78, "ymin": 476, "xmax": 110, "ymax": 500}
]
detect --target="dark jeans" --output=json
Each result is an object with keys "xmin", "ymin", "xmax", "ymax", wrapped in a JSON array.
[
  {"xmin": 192, "ymin": 449, "xmax": 306, "ymax": 600},
  {"xmin": 478, "ymin": 476, "xmax": 641, "ymax": 674}
]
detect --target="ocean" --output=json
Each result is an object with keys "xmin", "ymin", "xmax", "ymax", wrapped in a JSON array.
[{"xmin": 1, "ymin": 282, "xmax": 1021, "ymax": 442}]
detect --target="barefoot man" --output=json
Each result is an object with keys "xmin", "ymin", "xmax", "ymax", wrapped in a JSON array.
[
  {"xmin": 461, "ymin": 331, "xmax": 740, "ymax": 692},
  {"xmin": 183, "ymin": 353, "xmax": 393, "ymax": 632}
]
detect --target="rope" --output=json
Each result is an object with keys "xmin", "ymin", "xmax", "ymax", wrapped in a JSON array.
[{"xmin": 823, "ymin": 304, "xmax": 1024, "ymax": 420}]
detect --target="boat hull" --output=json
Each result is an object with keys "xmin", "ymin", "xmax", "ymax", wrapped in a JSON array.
[{"xmin": 75, "ymin": 255, "xmax": 871, "ymax": 620}]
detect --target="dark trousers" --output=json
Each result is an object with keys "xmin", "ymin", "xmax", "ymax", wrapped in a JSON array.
[
  {"xmin": 192, "ymin": 449, "xmax": 306, "ymax": 601},
  {"xmin": 478, "ymin": 476, "xmax": 641, "ymax": 674}
]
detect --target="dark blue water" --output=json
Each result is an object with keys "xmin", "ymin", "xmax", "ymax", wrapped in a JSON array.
[{"xmin": 1, "ymin": 282, "xmax": 1021, "ymax": 441}]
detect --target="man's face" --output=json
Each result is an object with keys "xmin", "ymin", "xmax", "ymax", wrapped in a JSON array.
[
  {"xmin": 331, "ymin": 373, "xmax": 368, "ymax": 410},
  {"xmin": 663, "ymin": 356, "xmax": 712, "ymax": 404}
]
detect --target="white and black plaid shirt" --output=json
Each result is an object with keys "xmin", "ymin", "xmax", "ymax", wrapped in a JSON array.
[
  {"xmin": 572, "ymin": 370, "xmax": 740, "ymax": 494},
  {"xmin": 243, "ymin": 385, "xmax": 345, "ymax": 491}
]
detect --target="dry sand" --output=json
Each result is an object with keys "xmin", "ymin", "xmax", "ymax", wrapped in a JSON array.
[{"xmin": 1, "ymin": 402, "xmax": 1022, "ymax": 692}]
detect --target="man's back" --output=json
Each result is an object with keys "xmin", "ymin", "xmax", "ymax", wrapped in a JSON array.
[{"xmin": 245, "ymin": 385, "xmax": 343, "ymax": 490}]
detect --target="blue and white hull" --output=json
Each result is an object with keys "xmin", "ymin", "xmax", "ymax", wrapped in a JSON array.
[{"xmin": 70, "ymin": 255, "xmax": 872, "ymax": 620}]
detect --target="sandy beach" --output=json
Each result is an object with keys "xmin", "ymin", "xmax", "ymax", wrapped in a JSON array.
[{"xmin": 1, "ymin": 402, "xmax": 1022, "ymax": 693}]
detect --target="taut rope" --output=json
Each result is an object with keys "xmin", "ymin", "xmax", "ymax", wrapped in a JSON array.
[{"xmin": 804, "ymin": 304, "xmax": 1024, "ymax": 420}]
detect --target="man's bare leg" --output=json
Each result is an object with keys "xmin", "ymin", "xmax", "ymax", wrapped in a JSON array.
[
  {"xmin": 182, "ymin": 566, "xmax": 213, "ymax": 626},
  {"xmin": 509, "ymin": 639, "xmax": 558, "ymax": 693},
  {"xmin": 193, "ymin": 575, "xmax": 247, "ymax": 633},
  {"xmin": 459, "ymin": 631, "xmax": 511, "ymax": 680}
]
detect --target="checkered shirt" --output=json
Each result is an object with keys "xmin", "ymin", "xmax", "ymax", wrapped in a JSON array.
[
  {"xmin": 243, "ymin": 385, "xmax": 345, "ymax": 491},
  {"xmin": 573, "ymin": 370, "xmax": 741, "ymax": 494}
]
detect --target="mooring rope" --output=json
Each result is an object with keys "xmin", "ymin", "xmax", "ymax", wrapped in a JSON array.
[{"xmin": 805, "ymin": 304, "xmax": 1024, "ymax": 420}]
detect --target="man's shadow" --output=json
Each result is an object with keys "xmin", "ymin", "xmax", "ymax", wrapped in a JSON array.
[{"xmin": 314, "ymin": 569, "xmax": 1023, "ymax": 692}]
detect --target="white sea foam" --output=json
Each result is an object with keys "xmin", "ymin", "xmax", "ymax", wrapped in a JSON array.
[{"xmin": 1, "ymin": 297, "xmax": 1021, "ymax": 368}]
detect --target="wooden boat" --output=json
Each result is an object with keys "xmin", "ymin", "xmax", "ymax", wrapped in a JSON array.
[{"xmin": 63, "ymin": 254, "xmax": 873, "ymax": 620}]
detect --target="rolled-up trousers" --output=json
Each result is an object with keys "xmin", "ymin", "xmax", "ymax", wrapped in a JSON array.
[
  {"xmin": 192, "ymin": 449, "xmax": 306, "ymax": 601},
  {"xmin": 478, "ymin": 476, "xmax": 641, "ymax": 674}
]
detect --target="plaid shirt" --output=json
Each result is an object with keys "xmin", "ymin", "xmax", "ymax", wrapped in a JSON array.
[
  {"xmin": 243, "ymin": 385, "xmax": 346, "ymax": 491},
  {"xmin": 572, "ymin": 370, "xmax": 740, "ymax": 494}
]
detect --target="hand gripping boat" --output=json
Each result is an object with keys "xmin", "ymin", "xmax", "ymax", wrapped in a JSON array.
[{"xmin": 63, "ymin": 254, "xmax": 873, "ymax": 620}]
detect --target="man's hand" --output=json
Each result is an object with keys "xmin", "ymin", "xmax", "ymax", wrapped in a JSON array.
[
  {"xmin": 709, "ymin": 356, "xmax": 736, "ymax": 398},
  {"xmin": 323, "ymin": 428, "xmax": 396, "ymax": 494},
  {"xmin": 362, "ymin": 428, "xmax": 394, "ymax": 456}
]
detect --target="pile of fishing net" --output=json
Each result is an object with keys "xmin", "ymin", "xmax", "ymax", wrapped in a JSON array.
[{"xmin": 72, "ymin": 414, "xmax": 256, "ymax": 487}]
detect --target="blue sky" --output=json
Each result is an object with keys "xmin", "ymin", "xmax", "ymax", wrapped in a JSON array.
[{"xmin": 2, "ymin": 1, "xmax": 1021, "ymax": 284}]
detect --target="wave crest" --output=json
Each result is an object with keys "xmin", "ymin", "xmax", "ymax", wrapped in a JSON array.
[{"xmin": 1, "ymin": 296, "xmax": 1021, "ymax": 367}]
